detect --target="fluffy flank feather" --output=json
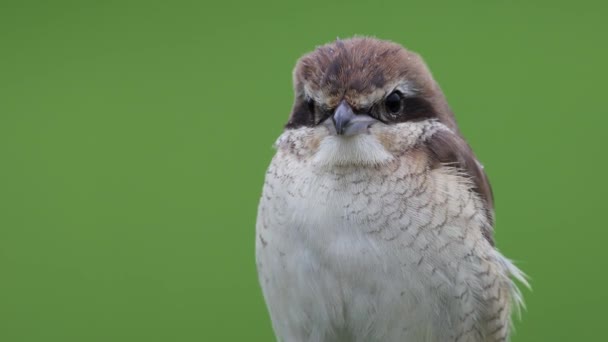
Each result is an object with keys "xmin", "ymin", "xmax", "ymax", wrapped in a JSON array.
[{"xmin": 495, "ymin": 251, "xmax": 530, "ymax": 319}]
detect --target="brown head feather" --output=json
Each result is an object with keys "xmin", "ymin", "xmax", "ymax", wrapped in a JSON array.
[{"xmin": 286, "ymin": 37, "xmax": 457, "ymax": 131}]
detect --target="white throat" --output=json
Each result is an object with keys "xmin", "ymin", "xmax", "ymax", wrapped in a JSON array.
[{"xmin": 312, "ymin": 134, "xmax": 394, "ymax": 167}]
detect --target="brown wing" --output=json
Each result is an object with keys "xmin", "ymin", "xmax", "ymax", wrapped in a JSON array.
[{"xmin": 426, "ymin": 128, "xmax": 495, "ymax": 245}]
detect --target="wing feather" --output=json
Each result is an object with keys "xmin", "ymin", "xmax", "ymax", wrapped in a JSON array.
[{"xmin": 426, "ymin": 128, "xmax": 495, "ymax": 245}]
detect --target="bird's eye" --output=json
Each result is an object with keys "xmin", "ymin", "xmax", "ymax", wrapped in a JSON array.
[{"xmin": 385, "ymin": 92, "xmax": 402, "ymax": 114}]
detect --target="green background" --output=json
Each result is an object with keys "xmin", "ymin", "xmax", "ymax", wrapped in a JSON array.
[{"xmin": 1, "ymin": 0, "xmax": 606, "ymax": 341}]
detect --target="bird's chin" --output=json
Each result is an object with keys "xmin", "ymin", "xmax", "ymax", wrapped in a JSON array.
[{"xmin": 312, "ymin": 133, "xmax": 394, "ymax": 168}]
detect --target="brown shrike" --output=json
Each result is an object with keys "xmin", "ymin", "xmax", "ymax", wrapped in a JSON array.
[{"xmin": 256, "ymin": 37, "xmax": 526, "ymax": 342}]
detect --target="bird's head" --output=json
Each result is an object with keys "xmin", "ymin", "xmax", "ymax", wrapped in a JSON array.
[
  {"xmin": 281, "ymin": 37, "xmax": 459, "ymax": 167},
  {"xmin": 276, "ymin": 37, "xmax": 495, "ymax": 234}
]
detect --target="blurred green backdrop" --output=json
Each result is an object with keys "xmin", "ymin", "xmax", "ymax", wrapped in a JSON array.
[{"xmin": 1, "ymin": 0, "xmax": 607, "ymax": 341}]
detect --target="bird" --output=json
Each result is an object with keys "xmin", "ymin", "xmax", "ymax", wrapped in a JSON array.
[{"xmin": 255, "ymin": 37, "xmax": 526, "ymax": 342}]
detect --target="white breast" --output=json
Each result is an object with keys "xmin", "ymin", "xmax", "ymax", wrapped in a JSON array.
[{"xmin": 256, "ymin": 128, "xmax": 523, "ymax": 342}]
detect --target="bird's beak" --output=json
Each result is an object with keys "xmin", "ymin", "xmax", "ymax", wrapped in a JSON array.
[{"xmin": 331, "ymin": 100, "xmax": 378, "ymax": 136}]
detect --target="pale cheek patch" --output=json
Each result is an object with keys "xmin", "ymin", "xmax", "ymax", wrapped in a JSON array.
[
  {"xmin": 369, "ymin": 120, "xmax": 445, "ymax": 154},
  {"xmin": 313, "ymin": 134, "xmax": 394, "ymax": 167}
]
